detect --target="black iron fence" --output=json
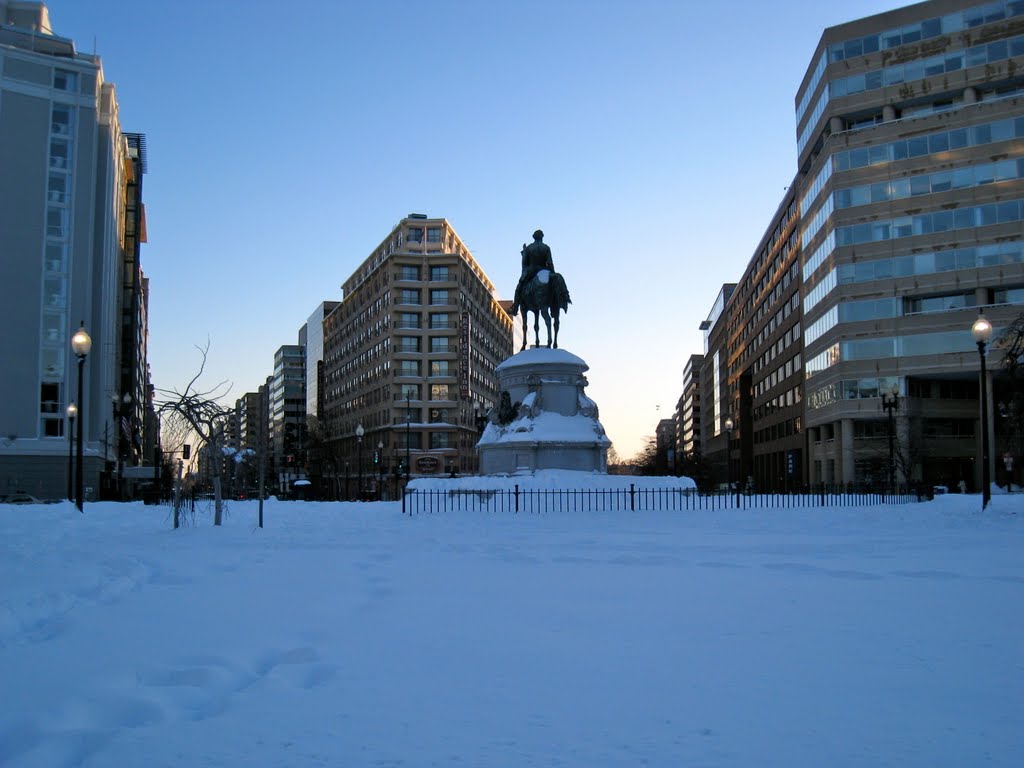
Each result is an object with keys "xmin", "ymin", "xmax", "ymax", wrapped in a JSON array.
[{"xmin": 402, "ymin": 484, "xmax": 922, "ymax": 515}]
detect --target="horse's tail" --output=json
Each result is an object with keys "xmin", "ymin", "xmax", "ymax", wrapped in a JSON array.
[{"xmin": 551, "ymin": 272, "xmax": 571, "ymax": 312}]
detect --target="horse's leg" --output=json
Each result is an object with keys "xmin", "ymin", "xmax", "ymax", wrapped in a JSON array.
[
  {"xmin": 542, "ymin": 307, "xmax": 552, "ymax": 348},
  {"xmin": 520, "ymin": 311, "xmax": 527, "ymax": 351},
  {"xmin": 552, "ymin": 308, "xmax": 560, "ymax": 349},
  {"xmin": 533, "ymin": 310, "xmax": 541, "ymax": 347}
]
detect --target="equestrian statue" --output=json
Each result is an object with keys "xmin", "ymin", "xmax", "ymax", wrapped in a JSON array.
[{"xmin": 509, "ymin": 229, "xmax": 571, "ymax": 351}]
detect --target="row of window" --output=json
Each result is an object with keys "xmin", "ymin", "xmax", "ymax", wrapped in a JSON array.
[
  {"xmin": 396, "ymin": 289, "xmax": 454, "ymax": 306},
  {"xmin": 813, "ymin": 241, "xmax": 1022, "ymax": 309},
  {"xmin": 835, "ymin": 157, "xmax": 1024, "ymax": 210},
  {"xmin": 829, "ymin": 0, "xmax": 1024, "ymax": 64},
  {"xmin": 806, "ymin": 376, "xmax": 903, "ymax": 411},
  {"xmin": 836, "ymin": 196, "xmax": 1024, "ymax": 247},
  {"xmin": 831, "ymin": 35, "xmax": 1024, "ymax": 100},
  {"xmin": 798, "ymin": 87, "xmax": 830, "ymax": 156},
  {"xmin": 807, "ymin": 327, "xmax": 993, "ymax": 380},
  {"xmin": 395, "ymin": 312, "xmax": 455, "ymax": 330},
  {"xmin": 835, "ymin": 116, "xmax": 1024, "ymax": 172},
  {"xmin": 801, "ymin": 159, "xmax": 833, "ymax": 218},
  {"xmin": 796, "ymin": 51, "xmax": 828, "ymax": 126},
  {"xmin": 395, "ymin": 265, "xmax": 451, "ymax": 281},
  {"xmin": 407, "ymin": 226, "xmax": 443, "ymax": 244},
  {"xmin": 396, "ymin": 336, "xmax": 455, "ymax": 354}
]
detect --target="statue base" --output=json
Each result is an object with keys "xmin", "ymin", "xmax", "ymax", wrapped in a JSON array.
[{"xmin": 477, "ymin": 347, "xmax": 610, "ymax": 475}]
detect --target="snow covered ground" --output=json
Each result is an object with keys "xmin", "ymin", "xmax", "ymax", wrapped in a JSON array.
[{"xmin": 1, "ymin": 492, "xmax": 1021, "ymax": 767}]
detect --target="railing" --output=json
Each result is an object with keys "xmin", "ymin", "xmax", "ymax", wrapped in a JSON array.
[{"xmin": 401, "ymin": 484, "xmax": 922, "ymax": 515}]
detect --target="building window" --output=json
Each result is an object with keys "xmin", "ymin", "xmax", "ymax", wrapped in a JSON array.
[
  {"xmin": 408, "ymin": 227, "xmax": 423, "ymax": 243},
  {"xmin": 54, "ymin": 69, "xmax": 77, "ymax": 91},
  {"xmin": 430, "ymin": 360, "xmax": 451, "ymax": 377},
  {"xmin": 398, "ymin": 289, "xmax": 420, "ymax": 305},
  {"xmin": 399, "ymin": 360, "xmax": 421, "ymax": 377},
  {"xmin": 427, "ymin": 227, "xmax": 441, "ymax": 243},
  {"xmin": 429, "ymin": 408, "xmax": 448, "ymax": 423},
  {"xmin": 48, "ymin": 173, "xmax": 68, "ymax": 204},
  {"xmin": 46, "ymin": 207, "xmax": 67, "ymax": 238},
  {"xmin": 49, "ymin": 139, "xmax": 71, "ymax": 170},
  {"xmin": 429, "ymin": 337, "xmax": 451, "ymax": 353},
  {"xmin": 430, "ymin": 313, "xmax": 452, "ymax": 329},
  {"xmin": 430, "ymin": 266, "xmax": 449, "ymax": 281},
  {"xmin": 430, "ymin": 431, "xmax": 451, "ymax": 449},
  {"xmin": 397, "ymin": 337, "xmax": 421, "ymax": 353},
  {"xmin": 51, "ymin": 104, "xmax": 73, "ymax": 136},
  {"xmin": 398, "ymin": 383, "xmax": 420, "ymax": 401},
  {"xmin": 430, "ymin": 384, "xmax": 450, "ymax": 401},
  {"xmin": 430, "ymin": 289, "xmax": 449, "ymax": 305},
  {"xmin": 397, "ymin": 265, "xmax": 420, "ymax": 281},
  {"xmin": 397, "ymin": 432, "xmax": 422, "ymax": 449},
  {"xmin": 397, "ymin": 312, "xmax": 420, "ymax": 329}
]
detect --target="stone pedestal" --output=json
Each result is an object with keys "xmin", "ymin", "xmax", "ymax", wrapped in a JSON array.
[{"xmin": 477, "ymin": 348, "xmax": 610, "ymax": 475}]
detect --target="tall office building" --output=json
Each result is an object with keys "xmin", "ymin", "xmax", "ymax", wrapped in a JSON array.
[
  {"xmin": 0, "ymin": 2, "xmax": 150, "ymax": 499},
  {"xmin": 700, "ymin": 284, "xmax": 736, "ymax": 484},
  {"xmin": 322, "ymin": 214, "xmax": 513, "ymax": 491},
  {"xmin": 677, "ymin": 353, "xmax": 704, "ymax": 463},
  {"xmin": 796, "ymin": 0, "xmax": 1024, "ymax": 488},
  {"xmin": 270, "ymin": 343, "xmax": 306, "ymax": 493},
  {"xmin": 720, "ymin": 185, "xmax": 805, "ymax": 492},
  {"xmin": 304, "ymin": 301, "xmax": 340, "ymax": 421}
]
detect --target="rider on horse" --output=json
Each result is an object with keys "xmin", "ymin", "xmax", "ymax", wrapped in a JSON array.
[{"xmin": 510, "ymin": 230, "xmax": 554, "ymax": 317}]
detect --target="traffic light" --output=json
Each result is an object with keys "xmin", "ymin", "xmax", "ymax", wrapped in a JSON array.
[{"xmin": 373, "ymin": 450, "xmax": 379, "ymax": 465}]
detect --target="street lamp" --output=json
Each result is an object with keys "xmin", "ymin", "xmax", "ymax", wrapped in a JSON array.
[
  {"xmin": 724, "ymin": 416, "xmax": 735, "ymax": 507},
  {"xmin": 71, "ymin": 322, "xmax": 91, "ymax": 512},
  {"xmin": 355, "ymin": 423, "xmax": 364, "ymax": 500},
  {"xmin": 66, "ymin": 402, "xmax": 77, "ymax": 500},
  {"xmin": 972, "ymin": 311, "xmax": 993, "ymax": 510},
  {"xmin": 881, "ymin": 385, "xmax": 899, "ymax": 494}
]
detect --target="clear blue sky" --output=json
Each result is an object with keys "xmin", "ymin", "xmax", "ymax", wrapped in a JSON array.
[{"xmin": 52, "ymin": 0, "xmax": 899, "ymax": 460}]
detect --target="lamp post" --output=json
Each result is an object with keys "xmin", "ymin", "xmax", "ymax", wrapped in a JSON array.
[
  {"xmin": 881, "ymin": 386, "xmax": 899, "ymax": 494},
  {"xmin": 972, "ymin": 311, "xmax": 993, "ymax": 510},
  {"xmin": 724, "ymin": 416, "xmax": 735, "ymax": 507},
  {"xmin": 355, "ymin": 423, "xmax": 364, "ymax": 500},
  {"xmin": 71, "ymin": 323, "xmax": 91, "ymax": 512},
  {"xmin": 66, "ymin": 402, "xmax": 77, "ymax": 500}
]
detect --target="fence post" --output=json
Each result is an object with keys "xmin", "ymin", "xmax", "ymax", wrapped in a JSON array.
[
  {"xmin": 514, "ymin": 484, "xmax": 519, "ymax": 513},
  {"xmin": 630, "ymin": 483, "xmax": 635, "ymax": 512},
  {"xmin": 402, "ymin": 484, "xmax": 407, "ymax": 515}
]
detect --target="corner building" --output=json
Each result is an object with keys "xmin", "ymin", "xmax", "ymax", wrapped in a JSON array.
[
  {"xmin": 323, "ymin": 215, "xmax": 513, "ymax": 486},
  {"xmin": 0, "ymin": 2, "xmax": 151, "ymax": 499},
  {"xmin": 795, "ymin": 0, "xmax": 1024, "ymax": 489}
]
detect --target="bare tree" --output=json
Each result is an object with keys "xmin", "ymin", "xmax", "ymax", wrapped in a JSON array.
[
  {"xmin": 155, "ymin": 342, "xmax": 232, "ymax": 525},
  {"xmin": 997, "ymin": 313, "xmax": 1024, "ymax": 451}
]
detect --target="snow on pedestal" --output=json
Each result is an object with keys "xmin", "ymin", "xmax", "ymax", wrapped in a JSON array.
[{"xmin": 477, "ymin": 347, "xmax": 610, "ymax": 475}]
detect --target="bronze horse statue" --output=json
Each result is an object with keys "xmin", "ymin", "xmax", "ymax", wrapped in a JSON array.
[{"xmin": 517, "ymin": 269, "xmax": 571, "ymax": 351}]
